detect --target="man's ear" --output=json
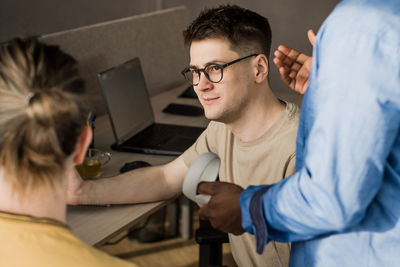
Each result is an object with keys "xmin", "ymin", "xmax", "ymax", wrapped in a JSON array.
[
  {"xmin": 73, "ymin": 126, "xmax": 93, "ymax": 165},
  {"xmin": 253, "ymin": 54, "xmax": 269, "ymax": 83}
]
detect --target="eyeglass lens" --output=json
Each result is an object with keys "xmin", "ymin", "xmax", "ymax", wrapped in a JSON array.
[{"xmin": 185, "ymin": 64, "xmax": 222, "ymax": 85}]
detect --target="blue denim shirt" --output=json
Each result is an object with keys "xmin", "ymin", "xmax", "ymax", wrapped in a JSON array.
[{"xmin": 241, "ymin": 0, "xmax": 400, "ymax": 266}]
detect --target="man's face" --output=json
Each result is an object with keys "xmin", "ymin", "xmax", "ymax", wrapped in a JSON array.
[{"xmin": 189, "ymin": 38, "xmax": 254, "ymax": 123}]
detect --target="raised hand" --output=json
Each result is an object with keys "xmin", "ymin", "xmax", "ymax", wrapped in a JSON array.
[
  {"xmin": 273, "ymin": 30, "xmax": 315, "ymax": 94},
  {"xmin": 198, "ymin": 181, "xmax": 245, "ymax": 235}
]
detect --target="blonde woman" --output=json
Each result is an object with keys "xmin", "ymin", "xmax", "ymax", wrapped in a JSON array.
[{"xmin": 0, "ymin": 38, "xmax": 135, "ymax": 267}]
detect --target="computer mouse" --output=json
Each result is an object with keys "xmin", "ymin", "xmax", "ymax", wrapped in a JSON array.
[{"xmin": 120, "ymin": 160, "xmax": 151, "ymax": 173}]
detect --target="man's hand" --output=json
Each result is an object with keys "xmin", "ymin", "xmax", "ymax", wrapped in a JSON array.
[
  {"xmin": 66, "ymin": 168, "xmax": 84, "ymax": 205},
  {"xmin": 273, "ymin": 29, "xmax": 316, "ymax": 94},
  {"xmin": 197, "ymin": 181, "xmax": 245, "ymax": 235}
]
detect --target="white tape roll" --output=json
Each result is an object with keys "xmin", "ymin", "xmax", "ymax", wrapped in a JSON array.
[{"xmin": 182, "ymin": 152, "xmax": 220, "ymax": 207}]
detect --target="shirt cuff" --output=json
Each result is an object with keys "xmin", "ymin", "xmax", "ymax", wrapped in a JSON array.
[{"xmin": 240, "ymin": 185, "xmax": 272, "ymax": 254}]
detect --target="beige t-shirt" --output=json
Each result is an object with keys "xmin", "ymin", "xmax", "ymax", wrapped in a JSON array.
[
  {"xmin": 182, "ymin": 102, "xmax": 300, "ymax": 267},
  {"xmin": 0, "ymin": 211, "xmax": 136, "ymax": 267}
]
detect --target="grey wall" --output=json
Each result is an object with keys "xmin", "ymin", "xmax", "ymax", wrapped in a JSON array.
[{"xmin": 0, "ymin": 0, "xmax": 161, "ymax": 43}]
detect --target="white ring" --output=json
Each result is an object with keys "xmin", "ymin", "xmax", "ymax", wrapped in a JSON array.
[{"xmin": 182, "ymin": 152, "xmax": 220, "ymax": 207}]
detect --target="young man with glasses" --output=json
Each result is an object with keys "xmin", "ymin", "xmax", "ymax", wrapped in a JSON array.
[{"xmin": 68, "ymin": 5, "xmax": 299, "ymax": 266}]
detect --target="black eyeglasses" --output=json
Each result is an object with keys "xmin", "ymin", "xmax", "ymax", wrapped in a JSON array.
[{"xmin": 181, "ymin": 54, "xmax": 258, "ymax": 86}]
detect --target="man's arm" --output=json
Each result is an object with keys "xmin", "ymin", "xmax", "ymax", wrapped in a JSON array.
[{"xmin": 67, "ymin": 156, "xmax": 188, "ymax": 205}]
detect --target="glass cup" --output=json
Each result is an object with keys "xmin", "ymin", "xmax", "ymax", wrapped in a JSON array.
[{"xmin": 76, "ymin": 148, "xmax": 111, "ymax": 179}]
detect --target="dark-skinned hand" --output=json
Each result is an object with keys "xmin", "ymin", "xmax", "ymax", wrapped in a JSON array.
[
  {"xmin": 273, "ymin": 29, "xmax": 316, "ymax": 94},
  {"xmin": 197, "ymin": 181, "xmax": 245, "ymax": 235}
]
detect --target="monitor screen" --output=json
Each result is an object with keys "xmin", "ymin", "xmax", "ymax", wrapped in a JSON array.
[{"xmin": 98, "ymin": 58, "xmax": 154, "ymax": 144}]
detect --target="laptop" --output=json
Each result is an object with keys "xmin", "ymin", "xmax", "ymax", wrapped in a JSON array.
[{"xmin": 98, "ymin": 57, "xmax": 205, "ymax": 156}]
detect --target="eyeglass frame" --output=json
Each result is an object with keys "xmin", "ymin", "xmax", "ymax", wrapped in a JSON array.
[{"xmin": 181, "ymin": 53, "xmax": 259, "ymax": 86}]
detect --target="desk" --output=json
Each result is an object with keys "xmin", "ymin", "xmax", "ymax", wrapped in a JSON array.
[{"xmin": 67, "ymin": 83, "xmax": 209, "ymax": 246}]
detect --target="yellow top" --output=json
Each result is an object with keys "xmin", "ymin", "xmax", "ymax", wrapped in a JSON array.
[{"xmin": 0, "ymin": 211, "xmax": 136, "ymax": 267}]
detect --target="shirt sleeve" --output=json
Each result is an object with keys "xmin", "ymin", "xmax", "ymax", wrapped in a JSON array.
[{"xmin": 241, "ymin": 17, "xmax": 400, "ymax": 248}]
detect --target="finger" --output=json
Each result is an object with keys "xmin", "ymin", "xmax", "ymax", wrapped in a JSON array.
[
  {"xmin": 198, "ymin": 206, "xmax": 210, "ymax": 220},
  {"xmin": 294, "ymin": 77, "xmax": 308, "ymax": 94},
  {"xmin": 296, "ymin": 73, "xmax": 310, "ymax": 93},
  {"xmin": 304, "ymin": 57, "xmax": 313, "ymax": 70},
  {"xmin": 277, "ymin": 62, "xmax": 296, "ymax": 81},
  {"xmin": 277, "ymin": 64, "xmax": 288, "ymax": 77},
  {"xmin": 273, "ymin": 57, "xmax": 284, "ymax": 69},
  {"xmin": 232, "ymin": 228, "xmax": 245, "ymax": 235},
  {"xmin": 276, "ymin": 45, "xmax": 292, "ymax": 55},
  {"xmin": 273, "ymin": 50, "xmax": 290, "ymax": 65},
  {"xmin": 197, "ymin": 181, "xmax": 217, "ymax": 195},
  {"xmin": 278, "ymin": 66, "xmax": 291, "ymax": 80},
  {"xmin": 277, "ymin": 45, "xmax": 302, "ymax": 62},
  {"xmin": 288, "ymin": 70, "xmax": 297, "ymax": 79},
  {"xmin": 274, "ymin": 56, "xmax": 290, "ymax": 72},
  {"xmin": 277, "ymin": 45, "xmax": 310, "ymax": 67},
  {"xmin": 277, "ymin": 51, "xmax": 306, "ymax": 74},
  {"xmin": 300, "ymin": 80, "xmax": 309, "ymax": 94},
  {"xmin": 307, "ymin": 29, "xmax": 316, "ymax": 46},
  {"xmin": 296, "ymin": 53, "xmax": 312, "ymax": 65},
  {"xmin": 208, "ymin": 218, "xmax": 222, "ymax": 232},
  {"xmin": 291, "ymin": 61, "xmax": 302, "ymax": 72},
  {"xmin": 279, "ymin": 67, "xmax": 293, "ymax": 87},
  {"xmin": 285, "ymin": 48, "xmax": 303, "ymax": 66},
  {"xmin": 275, "ymin": 49, "xmax": 298, "ymax": 68}
]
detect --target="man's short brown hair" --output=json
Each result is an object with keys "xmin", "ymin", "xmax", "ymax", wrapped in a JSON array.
[{"xmin": 183, "ymin": 5, "xmax": 272, "ymax": 57}]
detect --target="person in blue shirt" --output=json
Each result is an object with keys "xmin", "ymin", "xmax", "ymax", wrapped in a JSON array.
[{"xmin": 197, "ymin": 0, "xmax": 400, "ymax": 266}]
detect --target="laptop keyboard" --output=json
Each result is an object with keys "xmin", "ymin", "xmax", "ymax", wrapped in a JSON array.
[{"xmin": 123, "ymin": 123, "xmax": 204, "ymax": 150}]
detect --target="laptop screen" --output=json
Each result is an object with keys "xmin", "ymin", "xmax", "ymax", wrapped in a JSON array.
[{"xmin": 98, "ymin": 58, "xmax": 154, "ymax": 145}]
